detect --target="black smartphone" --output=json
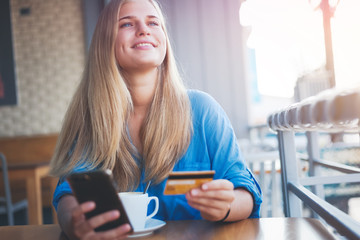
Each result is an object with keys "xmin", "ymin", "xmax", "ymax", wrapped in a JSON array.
[{"xmin": 67, "ymin": 169, "xmax": 133, "ymax": 232}]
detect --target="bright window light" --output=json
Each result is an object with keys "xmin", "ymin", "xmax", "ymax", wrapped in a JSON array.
[
  {"xmin": 240, "ymin": 0, "xmax": 325, "ymax": 98},
  {"xmin": 240, "ymin": 0, "xmax": 360, "ymax": 98}
]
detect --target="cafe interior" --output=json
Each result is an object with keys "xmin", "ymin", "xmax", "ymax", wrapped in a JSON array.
[{"xmin": 0, "ymin": 0, "xmax": 360, "ymax": 239}]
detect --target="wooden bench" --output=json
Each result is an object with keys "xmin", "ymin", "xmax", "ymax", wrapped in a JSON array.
[{"xmin": 0, "ymin": 134, "xmax": 59, "ymax": 224}]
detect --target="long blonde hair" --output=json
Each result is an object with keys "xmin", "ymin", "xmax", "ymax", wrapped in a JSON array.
[{"xmin": 50, "ymin": 0, "xmax": 192, "ymax": 191}]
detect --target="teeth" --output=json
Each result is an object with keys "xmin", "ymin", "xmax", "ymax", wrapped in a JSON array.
[{"xmin": 135, "ymin": 43, "xmax": 152, "ymax": 47}]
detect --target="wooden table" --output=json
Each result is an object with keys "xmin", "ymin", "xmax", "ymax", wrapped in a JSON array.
[
  {"xmin": 0, "ymin": 218, "xmax": 337, "ymax": 239},
  {"xmin": 7, "ymin": 162, "xmax": 58, "ymax": 225}
]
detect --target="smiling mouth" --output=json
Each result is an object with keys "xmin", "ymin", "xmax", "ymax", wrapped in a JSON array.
[{"xmin": 133, "ymin": 42, "xmax": 156, "ymax": 48}]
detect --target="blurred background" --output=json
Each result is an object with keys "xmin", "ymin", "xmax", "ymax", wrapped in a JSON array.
[
  {"xmin": 0, "ymin": 0, "xmax": 359, "ymax": 227},
  {"xmin": 2, "ymin": 0, "xmax": 360, "ymax": 138}
]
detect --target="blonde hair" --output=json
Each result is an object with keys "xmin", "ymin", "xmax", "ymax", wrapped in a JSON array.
[{"xmin": 50, "ymin": 0, "xmax": 192, "ymax": 191}]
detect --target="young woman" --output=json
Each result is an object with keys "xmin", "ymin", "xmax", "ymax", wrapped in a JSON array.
[{"xmin": 50, "ymin": 0, "xmax": 262, "ymax": 239}]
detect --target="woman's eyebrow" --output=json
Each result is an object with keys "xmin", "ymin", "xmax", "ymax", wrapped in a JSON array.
[
  {"xmin": 118, "ymin": 16, "xmax": 135, "ymax": 21},
  {"xmin": 147, "ymin": 15, "xmax": 159, "ymax": 20},
  {"xmin": 118, "ymin": 15, "xmax": 159, "ymax": 21}
]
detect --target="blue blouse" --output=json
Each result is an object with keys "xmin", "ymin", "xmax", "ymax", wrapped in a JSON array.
[{"xmin": 53, "ymin": 90, "xmax": 262, "ymax": 219}]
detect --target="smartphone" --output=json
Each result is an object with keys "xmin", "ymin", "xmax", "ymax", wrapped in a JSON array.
[{"xmin": 67, "ymin": 169, "xmax": 133, "ymax": 232}]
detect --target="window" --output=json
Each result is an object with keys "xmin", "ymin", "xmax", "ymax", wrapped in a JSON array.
[{"xmin": 240, "ymin": 0, "xmax": 360, "ymax": 123}]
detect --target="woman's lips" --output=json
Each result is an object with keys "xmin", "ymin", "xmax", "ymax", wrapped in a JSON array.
[{"xmin": 132, "ymin": 41, "xmax": 157, "ymax": 49}]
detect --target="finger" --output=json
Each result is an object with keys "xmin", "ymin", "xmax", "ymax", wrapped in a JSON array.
[
  {"xmin": 188, "ymin": 201, "xmax": 227, "ymax": 221},
  {"xmin": 187, "ymin": 195, "xmax": 229, "ymax": 212},
  {"xmin": 187, "ymin": 197, "xmax": 224, "ymax": 210},
  {"xmin": 87, "ymin": 210, "xmax": 121, "ymax": 229},
  {"xmin": 80, "ymin": 201, "xmax": 97, "ymax": 212},
  {"xmin": 74, "ymin": 221, "xmax": 94, "ymax": 239},
  {"xmin": 201, "ymin": 179, "xmax": 234, "ymax": 191},
  {"xmin": 72, "ymin": 203, "xmax": 97, "ymax": 238},
  {"xmin": 72, "ymin": 202, "xmax": 96, "ymax": 217},
  {"xmin": 187, "ymin": 188, "xmax": 235, "ymax": 202},
  {"xmin": 74, "ymin": 210, "xmax": 121, "ymax": 238},
  {"xmin": 73, "ymin": 204, "xmax": 124, "ymax": 238},
  {"xmin": 72, "ymin": 201, "xmax": 96, "ymax": 222}
]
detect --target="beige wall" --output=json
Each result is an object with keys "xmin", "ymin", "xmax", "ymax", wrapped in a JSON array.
[{"xmin": 0, "ymin": 0, "xmax": 85, "ymax": 137}]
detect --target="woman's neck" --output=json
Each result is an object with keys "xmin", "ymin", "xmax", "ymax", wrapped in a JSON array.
[
  {"xmin": 125, "ymin": 68, "xmax": 159, "ymax": 154},
  {"xmin": 125, "ymin": 68, "xmax": 158, "ymax": 112}
]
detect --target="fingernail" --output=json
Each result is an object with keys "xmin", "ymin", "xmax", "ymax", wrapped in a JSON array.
[
  {"xmin": 87, "ymin": 202, "xmax": 95, "ymax": 208},
  {"xmin": 126, "ymin": 224, "xmax": 132, "ymax": 230},
  {"xmin": 202, "ymin": 184, "xmax": 208, "ymax": 190},
  {"xmin": 191, "ymin": 189, "xmax": 199, "ymax": 196},
  {"xmin": 123, "ymin": 224, "xmax": 132, "ymax": 232},
  {"xmin": 112, "ymin": 210, "xmax": 120, "ymax": 218}
]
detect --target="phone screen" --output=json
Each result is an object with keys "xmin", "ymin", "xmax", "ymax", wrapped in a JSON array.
[{"xmin": 67, "ymin": 170, "xmax": 132, "ymax": 232}]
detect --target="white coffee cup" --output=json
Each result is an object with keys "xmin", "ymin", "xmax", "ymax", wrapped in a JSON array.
[{"xmin": 118, "ymin": 192, "xmax": 159, "ymax": 230}]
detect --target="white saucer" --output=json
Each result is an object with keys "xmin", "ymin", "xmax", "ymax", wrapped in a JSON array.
[{"xmin": 128, "ymin": 218, "xmax": 166, "ymax": 238}]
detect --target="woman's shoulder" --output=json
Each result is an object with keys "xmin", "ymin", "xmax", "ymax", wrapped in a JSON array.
[
  {"xmin": 186, "ymin": 89, "xmax": 225, "ymax": 120},
  {"xmin": 187, "ymin": 89, "xmax": 218, "ymax": 108}
]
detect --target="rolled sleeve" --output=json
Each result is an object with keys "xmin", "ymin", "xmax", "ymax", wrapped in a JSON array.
[
  {"xmin": 52, "ymin": 179, "xmax": 72, "ymax": 211},
  {"xmin": 52, "ymin": 160, "xmax": 91, "ymax": 211},
  {"xmin": 231, "ymin": 169, "xmax": 262, "ymax": 218}
]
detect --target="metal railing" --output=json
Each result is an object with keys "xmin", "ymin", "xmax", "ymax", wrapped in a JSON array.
[{"xmin": 267, "ymin": 87, "xmax": 360, "ymax": 239}]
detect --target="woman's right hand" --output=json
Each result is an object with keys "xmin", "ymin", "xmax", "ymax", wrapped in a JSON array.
[
  {"xmin": 70, "ymin": 201, "xmax": 132, "ymax": 239},
  {"xmin": 57, "ymin": 196, "xmax": 132, "ymax": 240}
]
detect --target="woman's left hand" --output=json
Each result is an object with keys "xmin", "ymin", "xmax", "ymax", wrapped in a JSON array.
[{"xmin": 185, "ymin": 179, "xmax": 235, "ymax": 221}]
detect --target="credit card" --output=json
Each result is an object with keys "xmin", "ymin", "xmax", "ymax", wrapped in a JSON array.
[{"xmin": 164, "ymin": 170, "xmax": 215, "ymax": 195}]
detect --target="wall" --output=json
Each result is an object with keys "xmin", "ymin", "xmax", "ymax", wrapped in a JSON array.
[
  {"xmin": 1, "ymin": 0, "xmax": 250, "ymax": 138},
  {"xmin": 159, "ymin": 0, "xmax": 250, "ymax": 137},
  {"xmin": 0, "ymin": 0, "xmax": 85, "ymax": 137}
]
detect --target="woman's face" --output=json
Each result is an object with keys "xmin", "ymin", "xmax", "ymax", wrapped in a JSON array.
[{"xmin": 115, "ymin": 0, "xmax": 166, "ymax": 73}]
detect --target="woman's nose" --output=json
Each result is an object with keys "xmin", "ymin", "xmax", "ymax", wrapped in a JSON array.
[{"xmin": 137, "ymin": 23, "xmax": 150, "ymax": 36}]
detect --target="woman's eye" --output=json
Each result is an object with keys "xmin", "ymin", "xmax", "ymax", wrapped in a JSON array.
[
  {"xmin": 120, "ymin": 22, "xmax": 132, "ymax": 28},
  {"xmin": 148, "ymin": 21, "xmax": 159, "ymax": 26}
]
